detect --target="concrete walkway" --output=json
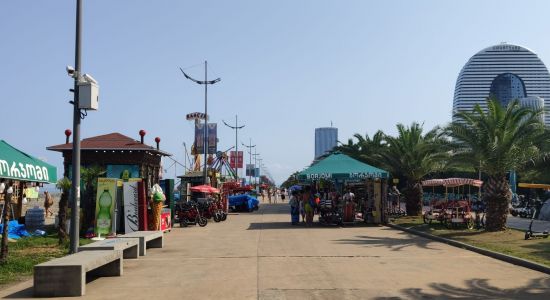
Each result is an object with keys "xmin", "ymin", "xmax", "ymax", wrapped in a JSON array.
[{"xmin": 2, "ymin": 202, "xmax": 550, "ymax": 299}]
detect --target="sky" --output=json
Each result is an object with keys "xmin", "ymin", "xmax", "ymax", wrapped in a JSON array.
[{"xmin": 2, "ymin": 0, "xmax": 550, "ymax": 185}]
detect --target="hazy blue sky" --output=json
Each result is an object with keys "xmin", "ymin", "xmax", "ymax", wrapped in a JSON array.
[{"xmin": 2, "ymin": 0, "xmax": 550, "ymax": 184}]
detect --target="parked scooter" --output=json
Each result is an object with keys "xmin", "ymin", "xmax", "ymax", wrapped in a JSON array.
[
  {"xmin": 524, "ymin": 209, "xmax": 549, "ymax": 240},
  {"xmin": 177, "ymin": 201, "xmax": 207, "ymax": 227}
]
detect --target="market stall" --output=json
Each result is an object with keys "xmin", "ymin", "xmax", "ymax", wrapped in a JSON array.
[
  {"xmin": 1, "ymin": 140, "xmax": 57, "ymax": 263},
  {"xmin": 297, "ymin": 152, "xmax": 389, "ymax": 224}
]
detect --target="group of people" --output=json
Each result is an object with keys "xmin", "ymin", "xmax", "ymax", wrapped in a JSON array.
[
  {"xmin": 261, "ymin": 188, "xmax": 286, "ymax": 204},
  {"xmin": 288, "ymin": 186, "xmax": 356, "ymax": 226}
]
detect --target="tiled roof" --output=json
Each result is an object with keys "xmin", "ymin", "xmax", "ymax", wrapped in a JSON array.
[{"xmin": 47, "ymin": 132, "xmax": 171, "ymax": 156}]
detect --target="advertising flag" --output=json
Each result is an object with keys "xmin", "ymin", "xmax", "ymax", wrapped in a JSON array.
[
  {"xmin": 195, "ymin": 123, "xmax": 217, "ymax": 154},
  {"xmin": 246, "ymin": 164, "xmax": 254, "ymax": 176},
  {"xmin": 230, "ymin": 151, "xmax": 244, "ymax": 168}
]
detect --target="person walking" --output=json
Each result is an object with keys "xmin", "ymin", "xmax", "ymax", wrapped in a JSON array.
[
  {"xmin": 289, "ymin": 191, "xmax": 300, "ymax": 225},
  {"xmin": 299, "ymin": 191, "xmax": 306, "ymax": 223},
  {"xmin": 44, "ymin": 191, "xmax": 54, "ymax": 218},
  {"xmin": 303, "ymin": 187, "xmax": 314, "ymax": 227}
]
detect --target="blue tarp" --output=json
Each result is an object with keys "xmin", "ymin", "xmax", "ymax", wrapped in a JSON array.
[
  {"xmin": 228, "ymin": 194, "xmax": 259, "ymax": 211},
  {"xmin": 0, "ymin": 220, "xmax": 30, "ymax": 239}
]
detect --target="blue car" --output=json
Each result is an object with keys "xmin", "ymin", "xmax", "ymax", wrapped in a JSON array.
[{"xmin": 228, "ymin": 194, "xmax": 259, "ymax": 212}]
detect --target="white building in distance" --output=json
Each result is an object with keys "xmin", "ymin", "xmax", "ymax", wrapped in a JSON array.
[{"xmin": 453, "ymin": 43, "xmax": 550, "ymax": 125}]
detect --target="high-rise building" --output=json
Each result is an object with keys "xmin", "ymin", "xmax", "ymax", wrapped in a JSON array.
[
  {"xmin": 453, "ymin": 43, "xmax": 550, "ymax": 125},
  {"xmin": 315, "ymin": 127, "xmax": 338, "ymax": 159}
]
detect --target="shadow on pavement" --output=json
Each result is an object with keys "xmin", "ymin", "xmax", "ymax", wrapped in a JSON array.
[
  {"xmin": 375, "ymin": 277, "xmax": 550, "ymax": 300},
  {"xmin": 247, "ymin": 222, "xmax": 343, "ymax": 230},
  {"xmin": 333, "ymin": 231, "xmax": 438, "ymax": 251},
  {"xmin": 2, "ymin": 287, "xmax": 33, "ymax": 299}
]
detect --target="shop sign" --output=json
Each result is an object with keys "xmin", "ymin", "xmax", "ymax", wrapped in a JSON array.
[
  {"xmin": 306, "ymin": 173, "xmax": 332, "ymax": 180},
  {"xmin": 0, "ymin": 160, "xmax": 51, "ymax": 182},
  {"xmin": 349, "ymin": 172, "xmax": 385, "ymax": 179},
  {"xmin": 123, "ymin": 181, "xmax": 140, "ymax": 233}
]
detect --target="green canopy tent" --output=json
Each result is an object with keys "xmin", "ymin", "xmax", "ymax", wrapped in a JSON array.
[
  {"xmin": 0, "ymin": 140, "xmax": 57, "ymax": 184},
  {"xmin": 298, "ymin": 152, "xmax": 389, "ymax": 181},
  {"xmin": 298, "ymin": 152, "xmax": 390, "ymax": 224},
  {"xmin": 1, "ymin": 140, "xmax": 57, "ymax": 263}
]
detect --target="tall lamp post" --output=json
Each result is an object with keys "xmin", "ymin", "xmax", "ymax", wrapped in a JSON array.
[
  {"xmin": 252, "ymin": 153, "xmax": 260, "ymax": 188},
  {"xmin": 180, "ymin": 61, "xmax": 221, "ymax": 184},
  {"xmin": 223, "ymin": 115, "xmax": 245, "ymax": 180},
  {"xmin": 67, "ymin": 0, "xmax": 100, "ymax": 253},
  {"xmin": 241, "ymin": 139, "xmax": 256, "ymax": 185}
]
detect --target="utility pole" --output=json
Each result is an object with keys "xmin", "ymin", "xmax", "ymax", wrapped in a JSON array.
[
  {"xmin": 252, "ymin": 152, "xmax": 260, "ymax": 187},
  {"xmin": 223, "ymin": 115, "xmax": 245, "ymax": 180},
  {"xmin": 241, "ymin": 139, "xmax": 256, "ymax": 185},
  {"xmin": 180, "ymin": 62, "xmax": 221, "ymax": 184},
  {"xmin": 69, "ymin": 0, "xmax": 82, "ymax": 254}
]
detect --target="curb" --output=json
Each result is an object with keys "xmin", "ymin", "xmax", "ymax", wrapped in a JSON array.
[{"xmin": 386, "ymin": 223, "xmax": 550, "ymax": 275}]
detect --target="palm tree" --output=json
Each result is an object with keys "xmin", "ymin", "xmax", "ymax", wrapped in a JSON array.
[
  {"xmin": 80, "ymin": 166, "xmax": 105, "ymax": 231},
  {"xmin": 335, "ymin": 130, "xmax": 387, "ymax": 166},
  {"xmin": 377, "ymin": 122, "xmax": 449, "ymax": 216},
  {"xmin": 56, "ymin": 177, "xmax": 71, "ymax": 245},
  {"xmin": 447, "ymin": 98, "xmax": 548, "ymax": 231}
]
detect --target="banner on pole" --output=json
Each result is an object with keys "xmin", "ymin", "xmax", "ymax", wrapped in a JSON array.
[
  {"xmin": 195, "ymin": 123, "xmax": 217, "ymax": 154},
  {"xmin": 246, "ymin": 164, "xmax": 254, "ymax": 176},
  {"xmin": 230, "ymin": 151, "xmax": 244, "ymax": 168}
]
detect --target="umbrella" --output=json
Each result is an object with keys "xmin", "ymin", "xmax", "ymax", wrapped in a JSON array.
[
  {"xmin": 190, "ymin": 185, "xmax": 220, "ymax": 194},
  {"xmin": 289, "ymin": 185, "xmax": 302, "ymax": 191}
]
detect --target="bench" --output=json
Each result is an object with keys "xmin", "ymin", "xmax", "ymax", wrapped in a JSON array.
[
  {"xmin": 34, "ymin": 250, "xmax": 122, "ymax": 297},
  {"xmin": 117, "ymin": 231, "xmax": 164, "ymax": 256},
  {"xmin": 79, "ymin": 238, "xmax": 140, "ymax": 259}
]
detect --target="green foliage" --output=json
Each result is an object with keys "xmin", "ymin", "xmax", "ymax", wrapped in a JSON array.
[
  {"xmin": 280, "ymin": 171, "xmax": 300, "ymax": 189},
  {"xmin": 335, "ymin": 130, "xmax": 387, "ymax": 167},
  {"xmin": 55, "ymin": 177, "xmax": 71, "ymax": 192},
  {"xmin": 81, "ymin": 165, "xmax": 106, "ymax": 191},
  {"xmin": 447, "ymin": 98, "xmax": 549, "ymax": 176},
  {"xmin": 377, "ymin": 122, "xmax": 450, "ymax": 181}
]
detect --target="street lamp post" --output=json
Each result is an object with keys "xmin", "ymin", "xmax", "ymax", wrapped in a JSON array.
[
  {"xmin": 68, "ymin": 0, "xmax": 82, "ymax": 254},
  {"xmin": 223, "ymin": 115, "xmax": 245, "ymax": 180},
  {"xmin": 241, "ymin": 139, "xmax": 256, "ymax": 185},
  {"xmin": 180, "ymin": 61, "xmax": 221, "ymax": 184}
]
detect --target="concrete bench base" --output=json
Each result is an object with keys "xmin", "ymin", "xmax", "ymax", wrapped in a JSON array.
[
  {"xmin": 79, "ymin": 238, "xmax": 140, "ymax": 259},
  {"xmin": 34, "ymin": 250, "xmax": 122, "ymax": 297},
  {"xmin": 117, "ymin": 231, "xmax": 164, "ymax": 256}
]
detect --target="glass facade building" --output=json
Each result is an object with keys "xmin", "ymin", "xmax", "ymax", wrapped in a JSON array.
[
  {"xmin": 453, "ymin": 43, "xmax": 550, "ymax": 125},
  {"xmin": 315, "ymin": 127, "xmax": 338, "ymax": 159}
]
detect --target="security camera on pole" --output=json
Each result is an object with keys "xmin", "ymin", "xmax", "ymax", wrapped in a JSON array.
[{"xmin": 67, "ymin": 0, "xmax": 100, "ymax": 254}]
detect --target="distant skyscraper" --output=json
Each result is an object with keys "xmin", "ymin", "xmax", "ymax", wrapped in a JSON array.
[
  {"xmin": 315, "ymin": 127, "xmax": 338, "ymax": 159},
  {"xmin": 453, "ymin": 43, "xmax": 550, "ymax": 125}
]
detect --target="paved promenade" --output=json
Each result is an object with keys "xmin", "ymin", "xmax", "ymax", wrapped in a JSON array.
[{"xmin": 2, "ymin": 202, "xmax": 549, "ymax": 299}]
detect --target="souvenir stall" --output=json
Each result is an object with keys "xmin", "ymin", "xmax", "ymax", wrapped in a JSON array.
[
  {"xmin": 1, "ymin": 140, "xmax": 57, "ymax": 262},
  {"xmin": 47, "ymin": 131, "xmax": 172, "ymax": 234},
  {"xmin": 297, "ymin": 152, "xmax": 389, "ymax": 224}
]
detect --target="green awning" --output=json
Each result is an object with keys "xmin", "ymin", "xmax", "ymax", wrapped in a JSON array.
[
  {"xmin": 298, "ymin": 152, "xmax": 389, "ymax": 181},
  {"xmin": 0, "ymin": 140, "xmax": 57, "ymax": 184}
]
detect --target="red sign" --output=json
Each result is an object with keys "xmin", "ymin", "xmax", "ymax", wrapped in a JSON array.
[{"xmin": 230, "ymin": 151, "xmax": 243, "ymax": 168}]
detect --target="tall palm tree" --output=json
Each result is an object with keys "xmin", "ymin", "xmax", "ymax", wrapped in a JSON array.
[
  {"xmin": 56, "ymin": 177, "xmax": 71, "ymax": 245},
  {"xmin": 377, "ymin": 123, "xmax": 449, "ymax": 216},
  {"xmin": 336, "ymin": 130, "xmax": 387, "ymax": 166},
  {"xmin": 447, "ymin": 98, "xmax": 548, "ymax": 231},
  {"xmin": 81, "ymin": 165, "xmax": 106, "ymax": 230}
]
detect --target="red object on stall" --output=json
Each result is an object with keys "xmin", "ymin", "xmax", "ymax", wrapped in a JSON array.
[
  {"xmin": 190, "ymin": 185, "xmax": 220, "ymax": 194},
  {"xmin": 160, "ymin": 210, "xmax": 171, "ymax": 232},
  {"xmin": 137, "ymin": 181, "xmax": 148, "ymax": 231},
  {"xmin": 343, "ymin": 202, "xmax": 356, "ymax": 223}
]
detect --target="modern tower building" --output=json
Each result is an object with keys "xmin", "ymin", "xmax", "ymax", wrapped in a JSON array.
[
  {"xmin": 453, "ymin": 43, "xmax": 550, "ymax": 125},
  {"xmin": 315, "ymin": 127, "xmax": 338, "ymax": 159}
]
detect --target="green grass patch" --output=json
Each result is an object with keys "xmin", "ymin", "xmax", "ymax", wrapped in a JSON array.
[
  {"xmin": 0, "ymin": 228, "xmax": 93, "ymax": 288},
  {"xmin": 391, "ymin": 216, "xmax": 550, "ymax": 267}
]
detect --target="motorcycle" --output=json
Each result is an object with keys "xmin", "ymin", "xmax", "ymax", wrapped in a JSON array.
[{"xmin": 176, "ymin": 201, "xmax": 207, "ymax": 227}]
